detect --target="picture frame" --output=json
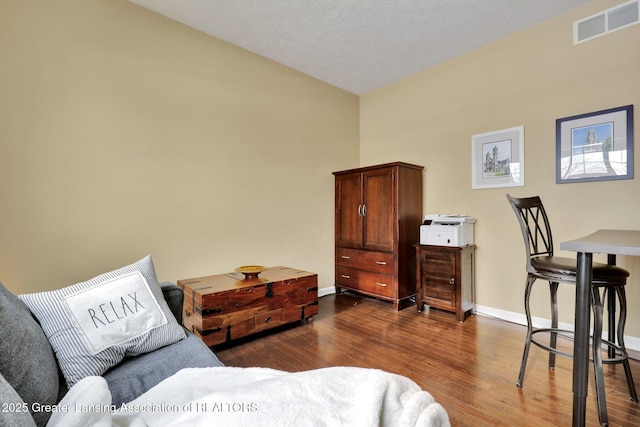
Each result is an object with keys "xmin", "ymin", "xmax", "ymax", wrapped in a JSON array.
[
  {"xmin": 471, "ymin": 126, "xmax": 524, "ymax": 189},
  {"xmin": 556, "ymin": 105, "xmax": 634, "ymax": 184}
]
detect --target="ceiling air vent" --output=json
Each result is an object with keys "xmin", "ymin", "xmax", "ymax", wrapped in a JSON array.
[{"xmin": 574, "ymin": 0, "xmax": 639, "ymax": 44}]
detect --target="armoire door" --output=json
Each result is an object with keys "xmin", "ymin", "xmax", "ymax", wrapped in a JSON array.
[
  {"xmin": 335, "ymin": 172, "xmax": 363, "ymax": 248},
  {"xmin": 362, "ymin": 167, "xmax": 395, "ymax": 252}
]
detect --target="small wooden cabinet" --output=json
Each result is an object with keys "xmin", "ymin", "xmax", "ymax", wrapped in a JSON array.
[
  {"xmin": 333, "ymin": 162, "xmax": 423, "ymax": 310},
  {"xmin": 415, "ymin": 244, "xmax": 475, "ymax": 322}
]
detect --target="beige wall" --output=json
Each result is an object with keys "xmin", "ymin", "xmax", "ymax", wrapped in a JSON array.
[
  {"xmin": 360, "ymin": 0, "xmax": 640, "ymax": 338},
  {"xmin": 0, "ymin": 0, "xmax": 359, "ymax": 294}
]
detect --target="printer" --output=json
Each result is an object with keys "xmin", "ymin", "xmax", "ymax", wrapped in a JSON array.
[{"xmin": 420, "ymin": 214, "xmax": 476, "ymax": 247}]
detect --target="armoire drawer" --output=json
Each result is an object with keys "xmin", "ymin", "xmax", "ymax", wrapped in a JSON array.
[
  {"xmin": 336, "ymin": 266, "xmax": 394, "ymax": 297},
  {"xmin": 335, "ymin": 247, "xmax": 393, "ymax": 275}
]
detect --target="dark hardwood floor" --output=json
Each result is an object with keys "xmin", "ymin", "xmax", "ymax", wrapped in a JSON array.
[{"xmin": 214, "ymin": 293, "xmax": 640, "ymax": 426}]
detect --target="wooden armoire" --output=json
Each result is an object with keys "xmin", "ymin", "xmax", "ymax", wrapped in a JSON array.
[{"xmin": 333, "ymin": 162, "xmax": 423, "ymax": 310}]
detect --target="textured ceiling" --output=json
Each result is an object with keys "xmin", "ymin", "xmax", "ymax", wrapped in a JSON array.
[{"xmin": 129, "ymin": 0, "xmax": 593, "ymax": 95}]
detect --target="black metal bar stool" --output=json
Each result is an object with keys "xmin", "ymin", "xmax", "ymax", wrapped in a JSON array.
[{"xmin": 506, "ymin": 194, "xmax": 637, "ymax": 426}]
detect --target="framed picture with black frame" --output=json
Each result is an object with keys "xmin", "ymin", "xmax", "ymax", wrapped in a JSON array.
[{"xmin": 556, "ymin": 105, "xmax": 634, "ymax": 184}]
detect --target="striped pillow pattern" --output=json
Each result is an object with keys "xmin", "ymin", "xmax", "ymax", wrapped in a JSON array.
[{"xmin": 20, "ymin": 255, "xmax": 185, "ymax": 387}]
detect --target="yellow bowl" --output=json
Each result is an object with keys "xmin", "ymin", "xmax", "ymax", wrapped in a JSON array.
[{"xmin": 235, "ymin": 265, "xmax": 267, "ymax": 279}]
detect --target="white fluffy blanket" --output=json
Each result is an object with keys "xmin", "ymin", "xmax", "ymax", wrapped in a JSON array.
[{"xmin": 47, "ymin": 367, "xmax": 450, "ymax": 427}]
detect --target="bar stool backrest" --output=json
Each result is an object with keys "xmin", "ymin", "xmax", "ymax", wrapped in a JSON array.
[{"xmin": 506, "ymin": 194, "xmax": 554, "ymax": 274}]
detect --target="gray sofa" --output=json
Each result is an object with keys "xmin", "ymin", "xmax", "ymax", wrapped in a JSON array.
[{"xmin": 0, "ymin": 281, "xmax": 224, "ymax": 427}]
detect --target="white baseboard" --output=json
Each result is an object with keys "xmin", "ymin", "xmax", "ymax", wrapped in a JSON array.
[
  {"xmin": 475, "ymin": 304, "xmax": 640, "ymax": 353},
  {"xmin": 319, "ymin": 286, "xmax": 336, "ymax": 298}
]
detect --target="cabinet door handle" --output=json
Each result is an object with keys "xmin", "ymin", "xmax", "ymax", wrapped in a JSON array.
[
  {"xmin": 375, "ymin": 261, "xmax": 387, "ymax": 265},
  {"xmin": 341, "ymin": 275, "xmax": 351, "ymax": 279},
  {"xmin": 341, "ymin": 256, "xmax": 350, "ymax": 259},
  {"xmin": 449, "ymin": 278, "xmax": 455, "ymax": 284},
  {"xmin": 362, "ymin": 205, "xmax": 366, "ymax": 216},
  {"xmin": 376, "ymin": 282, "xmax": 387, "ymax": 287},
  {"xmin": 357, "ymin": 205, "xmax": 363, "ymax": 216}
]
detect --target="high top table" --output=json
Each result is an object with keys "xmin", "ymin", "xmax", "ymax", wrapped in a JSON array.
[{"xmin": 561, "ymin": 229, "xmax": 640, "ymax": 427}]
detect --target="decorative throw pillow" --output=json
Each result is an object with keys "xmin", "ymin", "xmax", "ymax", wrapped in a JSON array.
[
  {"xmin": 0, "ymin": 281, "xmax": 59, "ymax": 427},
  {"xmin": 20, "ymin": 255, "xmax": 185, "ymax": 388},
  {"xmin": 0, "ymin": 373, "xmax": 37, "ymax": 427}
]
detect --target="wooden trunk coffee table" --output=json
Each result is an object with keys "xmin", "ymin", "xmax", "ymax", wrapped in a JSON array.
[{"xmin": 177, "ymin": 266, "xmax": 318, "ymax": 346}]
